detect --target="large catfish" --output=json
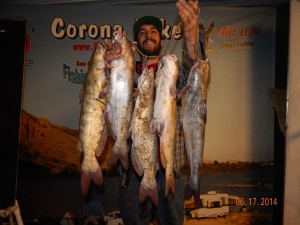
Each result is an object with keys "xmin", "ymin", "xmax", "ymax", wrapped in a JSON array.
[
  {"xmin": 78, "ymin": 43, "xmax": 108, "ymax": 196},
  {"xmin": 131, "ymin": 68, "xmax": 158, "ymax": 206},
  {"xmin": 150, "ymin": 54, "xmax": 178, "ymax": 198},
  {"xmin": 178, "ymin": 59, "xmax": 211, "ymax": 208},
  {"xmin": 106, "ymin": 31, "xmax": 135, "ymax": 170}
]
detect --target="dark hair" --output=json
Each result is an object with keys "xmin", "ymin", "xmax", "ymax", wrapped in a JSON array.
[{"xmin": 133, "ymin": 15, "xmax": 163, "ymax": 41}]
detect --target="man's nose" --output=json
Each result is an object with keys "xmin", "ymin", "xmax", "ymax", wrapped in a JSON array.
[{"xmin": 146, "ymin": 31, "xmax": 151, "ymax": 38}]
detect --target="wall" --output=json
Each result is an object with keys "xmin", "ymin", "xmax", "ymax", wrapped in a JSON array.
[{"xmin": 284, "ymin": 0, "xmax": 300, "ymax": 224}]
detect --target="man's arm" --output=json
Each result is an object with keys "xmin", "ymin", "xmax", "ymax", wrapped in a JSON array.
[{"xmin": 176, "ymin": 0, "xmax": 200, "ymax": 59}]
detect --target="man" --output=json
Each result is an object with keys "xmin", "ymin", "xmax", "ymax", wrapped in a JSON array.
[{"xmin": 104, "ymin": 0, "xmax": 202, "ymax": 224}]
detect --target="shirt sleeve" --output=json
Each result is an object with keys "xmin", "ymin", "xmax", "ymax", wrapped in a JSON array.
[{"xmin": 176, "ymin": 30, "xmax": 207, "ymax": 93}]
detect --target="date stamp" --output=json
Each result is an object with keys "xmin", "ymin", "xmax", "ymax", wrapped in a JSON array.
[{"xmin": 236, "ymin": 197, "xmax": 278, "ymax": 206}]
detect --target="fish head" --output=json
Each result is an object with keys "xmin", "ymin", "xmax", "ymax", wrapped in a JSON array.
[
  {"xmin": 114, "ymin": 30, "xmax": 125, "ymax": 42},
  {"xmin": 113, "ymin": 31, "xmax": 125, "ymax": 50},
  {"xmin": 113, "ymin": 30, "xmax": 134, "ymax": 58},
  {"xmin": 114, "ymin": 31, "xmax": 131, "ymax": 45},
  {"xmin": 157, "ymin": 54, "xmax": 178, "ymax": 80},
  {"xmin": 162, "ymin": 54, "xmax": 178, "ymax": 69},
  {"xmin": 90, "ymin": 42, "xmax": 106, "ymax": 69},
  {"xmin": 165, "ymin": 54, "xmax": 177, "ymax": 63},
  {"xmin": 94, "ymin": 42, "xmax": 105, "ymax": 57},
  {"xmin": 188, "ymin": 61, "xmax": 203, "ymax": 92}
]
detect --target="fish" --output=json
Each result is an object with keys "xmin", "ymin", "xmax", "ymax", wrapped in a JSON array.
[
  {"xmin": 130, "ymin": 68, "xmax": 158, "ymax": 206},
  {"xmin": 150, "ymin": 54, "xmax": 178, "ymax": 198},
  {"xmin": 78, "ymin": 42, "xmax": 108, "ymax": 196},
  {"xmin": 178, "ymin": 58, "xmax": 211, "ymax": 208},
  {"xmin": 106, "ymin": 31, "xmax": 135, "ymax": 170}
]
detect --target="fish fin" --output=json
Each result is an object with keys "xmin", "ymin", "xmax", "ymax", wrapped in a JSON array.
[
  {"xmin": 149, "ymin": 119, "xmax": 156, "ymax": 134},
  {"xmin": 81, "ymin": 172, "xmax": 92, "ymax": 196},
  {"xmin": 131, "ymin": 146, "xmax": 143, "ymax": 176},
  {"xmin": 169, "ymin": 84, "xmax": 177, "ymax": 97},
  {"xmin": 203, "ymin": 105, "xmax": 207, "ymax": 125},
  {"xmin": 139, "ymin": 184, "xmax": 159, "ymax": 207},
  {"xmin": 165, "ymin": 174, "xmax": 175, "ymax": 198},
  {"xmin": 108, "ymin": 150, "xmax": 120, "ymax": 168},
  {"xmin": 105, "ymin": 106, "xmax": 117, "ymax": 139},
  {"xmin": 133, "ymin": 88, "xmax": 139, "ymax": 100},
  {"xmin": 95, "ymin": 126, "xmax": 108, "ymax": 156},
  {"xmin": 96, "ymin": 64, "xmax": 103, "ymax": 71},
  {"xmin": 155, "ymin": 161, "xmax": 160, "ymax": 171},
  {"xmin": 120, "ymin": 152, "xmax": 129, "ymax": 170},
  {"xmin": 149, "ymin": 186, "xmax": 159, "ymax": 207},
  {"xmin": 77, "ymin": 141, "xmax": 82, "ymax": 152},
  {"xmin": 160, "ymin": 142, "xmax": 167, "ymax": 169},
  {"xmin": 126, "ymin": 129, "xmax": 132, "ymax": 139},
  {"xmin": 79, "ymin": 86, "xmax": 84, "ymax": 105},
  {"xmin": 157, "ymin": 121, "xmax": 164, "ymax": 136},
  {"xmin": 99, "ymin": 86, "xmax": 108, "ymax": 98},
  {"xmin": 139, "ymin": 184, "xmax": 148, "ymax": 203},
  {"xmin": 184, "ymin": 183, "xmax": 193, "ymax": 200},
  {"xmin": 131, "ymin": 44, "xmax": 137, "ymax": 54},
  {"xmin": 95, "ymin": 145, "xmax": 101, "ymax": 157},
  {"xmin": 184, "ymin": 184, "xmax": 201, "ymax": 208},
  {"xmin": 177, "ymin": 86, "xmax": 188, "ymax": 98},
  {"xmin": 194, "ymin": 193, "xmax": 202, "ymax": 208},
  {"xmin": 109, "ymin": 137, "xmax": 129, "ymax": 169},
  {"xmin": 80, "ymin": 167, "xmax": 103, "ymax": 196},
  {"xmin": 92, "ymin": 167, "xmax": 104, "ymax": 186}
]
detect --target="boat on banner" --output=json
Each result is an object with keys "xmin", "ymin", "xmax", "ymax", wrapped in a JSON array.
[{"xmin": 184, "ymin": 191, "xmax": 239, "ymax": 219}]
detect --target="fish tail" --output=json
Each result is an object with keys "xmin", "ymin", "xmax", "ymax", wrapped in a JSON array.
[
  {"xmin": 184, "ymin": 183, "xmax": 193, "ymax": 200},
  {"xmin": 77, "ymin": 141, "xmax": 82, "ymax": 152},
  {"xmin": 149, "ymin": 119, "xmax": 157, "ymax": 133},
  {"xmin": 81, "ymin": 166, "xmax": 103, "ymax": 196},
  {"xmin": 120, "ymin": 152, "xmax": 129, "ymax": 170},
  {"xmin": 194, "ymin": 192, "xmax": 202, "ymax": 208},
  {"xmin": 149, "ymin": 186, "xmax": 159, "ymax": 207},
  {"xmin": 164, "ymin": 174, "xmax": 175, "ymax": 198},
  {"xmin": 184, "ymin": 183, "xmax": 201, "ymax": 208},
  {"xmin": 139, "ymin": 183, "xmax": 159, "ymax": 207},
  {"xmin": 108, "ymin": 149, "xmax": 120, "ymax": 168},
  {"xmin": 108, "ymin": 139, "xmax": 129, "ymax": 169}
]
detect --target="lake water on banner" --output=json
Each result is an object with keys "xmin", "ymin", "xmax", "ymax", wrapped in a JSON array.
[{"xmin": 16, "ymin": 169, "xmax": 274, "ymax": 221}]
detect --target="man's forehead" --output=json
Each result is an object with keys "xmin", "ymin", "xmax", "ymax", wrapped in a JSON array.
[{"xmin": 138, "ymin": 24, "xmax": 159, "ymax": 31}]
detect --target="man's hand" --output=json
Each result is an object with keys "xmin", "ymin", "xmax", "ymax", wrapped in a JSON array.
[
  {"xmin": 103, "ymin": 39, "xmax": 122, "ymax": 68},
  {"xmin": 176, "ymin": 0, "xmax": 200, "ymax": 59}
]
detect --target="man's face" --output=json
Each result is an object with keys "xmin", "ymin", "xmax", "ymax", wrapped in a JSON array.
[{"xmin": 137, "ymin": 24, "xmax": 162, "ymax": 57}]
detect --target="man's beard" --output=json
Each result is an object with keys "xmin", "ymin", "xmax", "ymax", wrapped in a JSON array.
[{"xmin": 138, "ymin": 38, "xmax": 162, "ymax": 56}]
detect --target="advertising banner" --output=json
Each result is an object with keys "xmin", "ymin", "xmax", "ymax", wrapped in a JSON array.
[{"xmin": 0, "ymin": 3, "xmax": 276, "ymax": 223}]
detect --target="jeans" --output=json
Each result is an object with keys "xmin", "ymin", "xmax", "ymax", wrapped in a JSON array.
[{"xmin": 118, "ymin": 169, "xmax": 187, "ymax": 225}]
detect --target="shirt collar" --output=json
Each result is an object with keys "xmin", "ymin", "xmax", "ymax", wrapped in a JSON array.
[{"xmin": 136, "ymin": 62, "xmax": 158, "ymax": 75}]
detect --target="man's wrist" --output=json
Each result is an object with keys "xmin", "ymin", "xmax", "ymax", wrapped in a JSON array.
[
  {"xmin": 185, "ymin": 38, "xmax": 197, "ymax": 58},
  {"xmin": 182, "ymin": 44, "xmax": 196, "ymax": 69}
]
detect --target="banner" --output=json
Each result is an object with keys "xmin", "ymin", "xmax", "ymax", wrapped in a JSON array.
[
  {"xmin": 0, "ymin": 2, "xmax": 278, "ymax": 222},
  {"xmin": 1, "ymin": 4, "xmax": 276, "ymax": 163}
]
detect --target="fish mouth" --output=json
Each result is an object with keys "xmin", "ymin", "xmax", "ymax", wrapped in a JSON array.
[
  {"xmin": 96, "ymin": 42, "xmax": 106, "ymax": 51},
  {"xmin": 166, "ymin": 54, "xmax": 177, "ymax": 62},
  {"xmin": 114, "ymin": 31, "xmax": 127, "ymax": 42}
]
